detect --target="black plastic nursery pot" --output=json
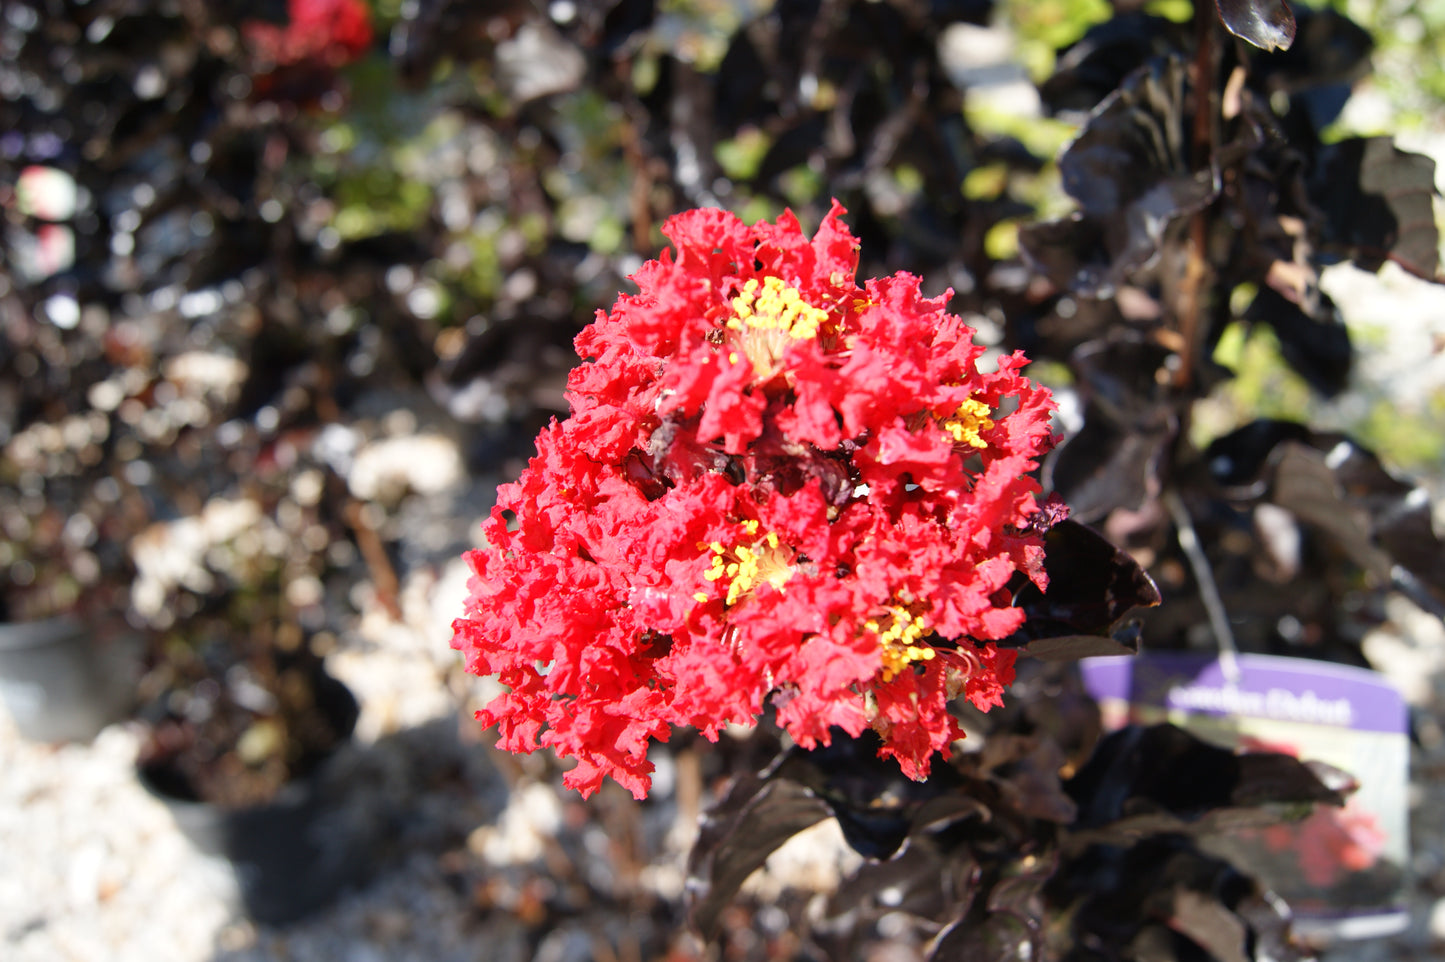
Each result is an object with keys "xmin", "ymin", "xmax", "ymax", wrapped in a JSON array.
[
  {"xmin": 138, "ymin": 672, "xmax": 369, "ymax": 926},
  {"xmin": 0, "ymin": 615, "xmax": 140, "ymax": 743}
]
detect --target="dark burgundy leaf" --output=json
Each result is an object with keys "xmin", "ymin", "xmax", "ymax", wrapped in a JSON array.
[
  {"xmin": 929, "ymin": 911, "xmax": 1035, "ymax": 962},
  {"xmin": 930, "ymin": 889, "xmax": 1047, "ymax": 962},
  {"xmin": 1232, "ymin": 888, "xmax": 1310, "ymax": 962},
  {"xmin": 1250, "ymin": 8, "xmax": 1372, "ymax": 127},
  {"xmin": 987, "ymin": 848, "xmax": 1057, "ymax": 917},
  {"xmin": 598, "ymin": 0, "xmax": 656, "ymax": 56},
  {"xmin": 1243, "ymin": 286, "xmax": 1352, "ymax": 396},
  {"xmin": 1234, "ymin": 751, "xmax": 1359, "ymax": 806},
  {"xmin": 771, "ymin": 732, "xmax": 971, "ymax": 860},
  {"xmin": 1204, "ymin": 423, "xmax": 1445, "ymax": 612},
  {"xmin": 1309, "ymin": 137, "xmax": 1441, "ymax": 280},
  {"xmin": 1076, "ymin": 329, "xmax": 1189, "ymax": 417},
  {"xmin": 1291, "ymin": 83, "xmax": 1353, "ymax": 139},
  {"xmin": 910, "ymin": 792, "xmax": 994, "ymax": 832},
  {"xmin": 1202, "ymin": 419, "xmax": 1313, "ymax": 488},
  {"xmin": 1058, "ymin": 57, "xmax": 1215, "ymax": 240},
  {"xmin": 991, "ymin": 661, "xmax": 1109, "ymax": 769},
  {"xmin": 1321, "ymin": 442, "xmax": 1445, "ymax": 604},
  {"xmin": 1304, "ymin": 758, "xmax": 1361, "ymax": 796},
  {"xmin": 1253, "ymin": 8, "xmax": 1371, "ymax": 86},
  {"xmin": 1140, "ymin": 889, "xmax": 1252, "ymax": 961},
  {"xmin": 1015, "ymin": 214, "xmax": 1119, "ymax": 297},
  {"xmin": 1007, "ymin": 520, "xmax": 1162, "ymax": 646},
  {"xmin": 1022, "ymin": 57, "xmax": 1219, "ymax": 297},
  {"xmin": 1268, "ymin": 441, "xmax": 1392, "ymax": 579},
  {"xmin": 1009, "ymin": 292, "xmax": 1128, "ymax": 364},
  {"xmin": 1270, "ymin": 440, "xmax": 1445, "ymax": 606},
  {"xmin": 686, "ymin": 771, "xmax": 830, "ymax": 937},
  {"xmin": 978, "ymin": 135, "xmax": 1048, "ymax": 174},
  {"xmin": 1044, "ymin": 408, "xmax": 1170, "ymax": 521},
  {"xmin": 826, "ymin": 833, "xmax": 980, "ymax": 926},
  {"xmin": 988, "ymin": 739, "xmax": 1078, "ymax": 824},
  {"xmin": 1040, "ymin": 14, "xmax": 1188, "ymax": 115},
  {"xmin": 1042, "ymin": 336, "xmax": 1186, "ymax": 520},
  {"xmin": 830, "ymin": 806, "xmax": 919, "ymax": 860},
  {"xmin": 1215, "ymin": 0, "xmax": 1297, "ymax": 53},
  {"xmin": 1073, "ymin": 808, "xmax": 1299, "ymax": 849},
  {"xmin": 1019, "ymin": 634, "xmax": 1141, "ymax": 662},
  {"xmin": 1066, "ymin": 724, "xmax": 1345, "ymax": 831},
  {"xmin": 1055, "ymin": 837, "xmax": 1311, "ymax": 962},
  {"xmin": 1063, "ymin": 54, "xmax": 1197, "ymax": 199}
]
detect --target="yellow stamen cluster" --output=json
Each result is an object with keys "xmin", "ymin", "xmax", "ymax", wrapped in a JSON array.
[
  {"xmin": 729, "ymin": 276, "xmax": 828, "ymax": 338},
  {"xmin": 869, "ymin": 607, "xmax": 936, "ymax": 681},
  {"xmin": 694, "ymin": 520, "xmax": 794, "ymax": 606},
  {"xmin": 725, "ymin": 276, "xmax": 829, "ymax": 376},
  {"xmin": 942, "ymin": 398, "xmax": 994, "ymax": 448}
]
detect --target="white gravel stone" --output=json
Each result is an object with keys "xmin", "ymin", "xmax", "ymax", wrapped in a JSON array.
[
  {"xmin": 347, "ymin": 435, "xmax": 465, "ymax": 503},
  {"xmin": 0, "ymin": 720, "xmax": 236, "ymax": 962}
]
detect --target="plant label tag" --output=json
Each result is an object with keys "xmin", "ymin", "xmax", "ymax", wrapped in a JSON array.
[{"xmin": 1079, "ymin": 652, "xmax": 1409, "ymax": 942}]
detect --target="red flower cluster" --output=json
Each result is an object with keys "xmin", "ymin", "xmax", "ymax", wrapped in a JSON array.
[
  {"xmin": 1261, "ymin": 802, "xmax": 1386, "ymax": 888},
  {"xmin": 453, "ymin": 204, "xmax": 1059, "ymax": 798},
  {"xmin": 244, "ymin": 0, "xmax": 373, "ymax": 69}
]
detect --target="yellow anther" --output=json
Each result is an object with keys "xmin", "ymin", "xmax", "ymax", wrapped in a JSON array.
[
  {"xmin": 728, "ymin": 276, "xmax": 827, "ymax": 337},
  {"xmin": 870, "ymin": 606, "xmax": 936, "ymax": 681},
  {"xmin": 942, "ymin": 398, "xmax": 994, "ymax": 449},
  {"xmin": 724, "ymin": 276, "xmax": 830, "ymax": 377},
  {"xmin": 696, "ymin": 524, "xmax": 795, "ymax": 609}
]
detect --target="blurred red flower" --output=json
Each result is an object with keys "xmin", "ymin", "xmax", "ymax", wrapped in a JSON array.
[
  {"xmin": 453, "ymin": 204, "xmax": 1059, "ymax": 798},
  {"xmin": 244, "ymin": 0, "xmax": 373, "ymax": 69}
]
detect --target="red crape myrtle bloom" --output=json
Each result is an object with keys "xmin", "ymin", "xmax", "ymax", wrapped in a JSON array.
[
  {"xmin": 453, "ymin": 204, "xmax": 1059, "ymax": 799},
  {"xmin": 244, "ymin": 0, "xmax": 373, "ymax": 69}
]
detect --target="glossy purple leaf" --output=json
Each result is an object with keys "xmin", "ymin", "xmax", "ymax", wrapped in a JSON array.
[
  {"xmin": 1067, "ymin": 724, "xmax": 1346, "ymax": 831},
  {"xmin": 1205, "ymin": 421, "xmax": 1445, "ymax": 611},
  {"xmin": 929, "ymin": 911, "xmax": 1035, "ymax": 962},
  {"xmin": 1020, "ymin": 56, "xmax": 1219, "ymax": 298},
  {"xmin": 1054, "ymin": 836, "xmax": 1312, "ymax": 962},
  {"xmin": 1007, "ymin": 519, "xmax": 1162, "ymax": 646},
  {"xmin": 1309, "ymin": 137, "xmax": 1441, "ymax": 280},
  {"xmin": 686, "ymin": 772, "xmax": 831, "ymax": 938},
  {"xmin": 1215, "ymin": 0, "xmax": 1297, "ymax": 52},
  {"xmin": 1244, "ymin": 286, "xmax": 1352, "ymax": 397}
]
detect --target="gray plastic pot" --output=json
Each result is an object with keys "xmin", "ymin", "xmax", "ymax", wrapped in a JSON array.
[
  {"xmin": 137, "ymin": 674, "xmax": 370, "ymax": 925},
  {"xmin": 0, "ymin": 616, "xmax": 139, "ymax": 742}
]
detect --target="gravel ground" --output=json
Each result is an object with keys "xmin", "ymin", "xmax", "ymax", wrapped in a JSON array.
[
  {"xmin": 6, "ymin": 582, "xmax": 1445, "ymax": 961},
  {"xmin": 0, "ymin": 554, "xmax": 500, "ymax": 962}
]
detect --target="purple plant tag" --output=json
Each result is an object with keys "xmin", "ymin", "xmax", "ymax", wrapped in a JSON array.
[{"xmin": 1080, "ymin": 652, "xmax": 1409, "ymax": 942}]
